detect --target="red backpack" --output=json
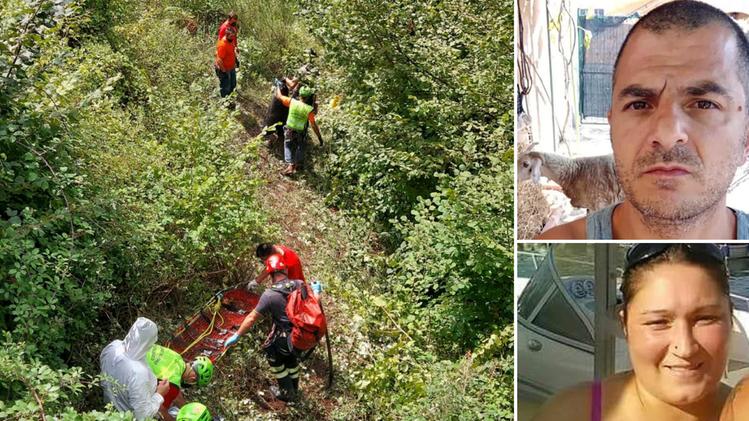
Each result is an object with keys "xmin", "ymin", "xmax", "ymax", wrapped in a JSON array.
[{"xmin": 276, "ymin": 281, "xmax": 327, "ymax": 351}]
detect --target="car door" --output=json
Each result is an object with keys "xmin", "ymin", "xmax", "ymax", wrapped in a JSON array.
[{"xmin": 518, "ymin": 247, "xmax": 595, "ymax": 402}]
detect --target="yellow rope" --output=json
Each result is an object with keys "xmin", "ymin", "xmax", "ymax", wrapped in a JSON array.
[{"xmin": 180, "ymin": 297, "xmax": 222, "ymax": 356}]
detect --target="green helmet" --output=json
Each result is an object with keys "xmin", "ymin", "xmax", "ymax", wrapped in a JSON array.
[
  {"xmin": 299, "ymin": 86, "xmax": 314, "ymax": 98},
  {"xmin": 177, "ymin": 402, "xmax": 211, "ymax": 421},
  {"xmin": 192, "ymin": 356, "xmax": 214, "ymax": 387}
]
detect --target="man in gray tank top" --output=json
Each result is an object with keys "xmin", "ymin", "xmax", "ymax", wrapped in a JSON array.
[{"xmin": 536, "ymin": 1, "xmax": 749, "ymax": 240}]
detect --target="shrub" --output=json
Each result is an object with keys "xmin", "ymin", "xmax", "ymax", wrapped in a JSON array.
[
  {"xmin": 0, "ymin": 335, "xmax": 130, "ymax": 420},
  {"xmin": 300, "ymin": 0, "xmax": 513, "ymax": 231},
  {"xmin": 1, "ymin": 0, "xmax": 268, "ymax": 370}
]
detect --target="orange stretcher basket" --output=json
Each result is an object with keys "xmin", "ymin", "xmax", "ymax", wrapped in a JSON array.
[{"xmin": 166, "ymin": 286, "xmax": 260, "ymax": 362}]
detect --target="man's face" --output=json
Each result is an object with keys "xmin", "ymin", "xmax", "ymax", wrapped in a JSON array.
[
  {"xmin": 286, "ymin": 78, "xmax": 299, "ymax": 90},
  {"xmin": 184, "ymin": 364, "xmax": 198, "ymax": 385},
  {"xmin": 609, "ymin": 23, "xmax": 749, "ymax": 221}
]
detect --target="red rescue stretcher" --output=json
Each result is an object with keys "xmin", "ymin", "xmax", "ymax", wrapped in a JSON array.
[{"xmin": 166, "ymin": 286, "xmax": 259, "ymax": 362}]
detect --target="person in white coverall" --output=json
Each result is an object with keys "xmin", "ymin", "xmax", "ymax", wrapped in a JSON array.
[{"xmin": 100, "ymin": 317, "xmax": 170, "ymax": 420}]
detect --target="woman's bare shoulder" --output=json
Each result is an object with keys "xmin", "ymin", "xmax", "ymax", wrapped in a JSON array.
[
  {"xmin": 531, "ymin": 373, "xmax": 631, "ymax": 421},
  {"xmin": 531, "ymin": 382, "xmax": 594, "ymax": 421},
  {"xmin": 721, "ymin": 378, "xmax": 749, "ymax": 421}
]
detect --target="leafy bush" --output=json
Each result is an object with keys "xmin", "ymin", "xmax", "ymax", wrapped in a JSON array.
[
  {"xmin": 338, "ymin": 326, "xmax": 514, "ymax": 420},
  {"xmin": 1, "ymin": 0, "xmax": 268, "ymax": 371},
  {"xmin": 292, "ymin": 0, "xmax": 515, "ymax": 417},
  {"xmin": 2, "ymin": 0, "xmax": 515, "ymax": 418},
  {"xmin": 227, "ymin": 0, "xmax": 317, "ymax": 80},
  {"xmin": 0, "ymin": 335, "xmax": 130, "ymax": 420},
  {"xmin": 387, "ymin": 157, "xmax": 514, "ymax": 355},
  {"xmin": 300, "ymin": 0, "xmax": 513, "ymax": 230}
]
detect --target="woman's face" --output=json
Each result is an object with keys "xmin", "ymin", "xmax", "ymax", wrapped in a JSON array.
[{"xmin": 623, "ymin": 262, "xmax": 731, "ymax": 406}]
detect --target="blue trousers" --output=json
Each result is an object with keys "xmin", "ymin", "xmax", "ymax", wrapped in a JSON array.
[
  {"xmin": 215, "ymin": 68, "xmax": 236, "ymax": 97},
  {"xmin": 284, "ymin": 126, "xmax": 306, "ymax": 165}
]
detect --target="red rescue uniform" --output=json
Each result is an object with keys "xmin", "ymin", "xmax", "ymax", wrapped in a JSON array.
[{"xmin": 274, "ymin": 245, "xmax": 305, "ymax": 281}]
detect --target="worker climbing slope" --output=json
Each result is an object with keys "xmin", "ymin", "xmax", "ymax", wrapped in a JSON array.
[
  {"xmin": 264, "ymin": 76, "xmax": 299, "ymax": 142},
  {"xmin": 145, "ymin": 344, "xmax": 214, "ymax": 420},
  {"xmin": 251, "ymin": 243, "xmax": 306, "ymax": 288},
  {"xmin": 275, "ymin": 84, "xmax": 323, "ymax": 175},
  {"xmin": 224, "ymin": 255, "xmax": 327, "ymax": 402}
]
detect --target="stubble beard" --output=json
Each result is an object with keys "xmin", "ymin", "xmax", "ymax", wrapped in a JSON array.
[{"xmin": 615, "ymin": 143, "xmax": 741, "ymax": 234}]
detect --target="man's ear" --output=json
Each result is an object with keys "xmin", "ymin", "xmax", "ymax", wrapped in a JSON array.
[{"xmin": 607, "ymin": 108, "xmax": 612, "ymax": 123}]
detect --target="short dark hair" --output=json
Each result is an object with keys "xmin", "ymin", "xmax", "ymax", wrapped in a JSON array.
[
  {"xmin": 612, "ymin": 0, "xmax": 749, "ymax": 108},
  {"xmin": 256, "ymin": 243, "xmax": 274, "ymax": 259},
  {"xmin": 621, "ymin": 244, "xmax": 730, "ymax": 320}
]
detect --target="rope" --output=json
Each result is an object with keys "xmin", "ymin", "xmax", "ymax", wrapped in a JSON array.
[
  {"xmin": 170, "ymin": 279, "xmax": 249, "ymax": 359},
  {"xmin": 180, "ymin": 297, "xmax": 222, "ymax": 356},
  {"xmin": 516, "ymin": 0, "xmax": 533, "ymax": 110}
]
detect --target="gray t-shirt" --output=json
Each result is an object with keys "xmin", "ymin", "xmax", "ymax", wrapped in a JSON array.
[
  {"xmin": 255, "ymin": 279, "xmax": 303, "ymax": 332},
  {"xmin": 586, "ymin": 204, "xmax": 749, "ymax": 239}
]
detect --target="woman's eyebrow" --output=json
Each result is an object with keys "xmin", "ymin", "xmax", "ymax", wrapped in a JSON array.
[
  {"xmin": 689, "ymin": 304, "xmax": 726, "ymax": 312},
  {"xmin": 639, "ymin": 304, "xmax": 725, "ymax": 316},
  {"xmin": 638, "ymin": 309, "xmax": 670, "ymax": 316}
]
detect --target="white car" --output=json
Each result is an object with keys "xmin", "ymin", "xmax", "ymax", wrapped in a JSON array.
[{"xmin": 517, "ymin": 245, "xmax": 749, "ymax": 404}]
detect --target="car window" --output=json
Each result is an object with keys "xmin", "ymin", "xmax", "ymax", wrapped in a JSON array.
[
  {"xmin": 518, "ymin": 248, "xmax": 547, "ymax": 279},
  {"xmin": 553, "ymin": 244, "xmax": 595, "ymax": 278},
  {"xmin": 533, "ymin": 287, "xmax": 594, "ymax": 346},
  {"xmin": 518, "ymin": 252, "xmax": 554, "ymax": 319},
  {"xmin": 562, "ymin": 277, "xmax": 595, "ymax": 324},
  {"xmin": 732, "ymin": 292, "xmax": 749, "ymax": 312}
]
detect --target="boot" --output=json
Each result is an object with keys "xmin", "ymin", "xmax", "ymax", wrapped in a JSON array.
[
  {"xmin": 287, "ymin": 364, "xmax": 300, "ymax": 395},
  {"xmin": 271, "ymin": 376, "xmax": 297, "ymax": 402},
  {"xmin": 280, "ymin": 164, "xmax": 295, "ymax": 176},
  {"xmin": 291, "ymin": 376, "xmax": 300, "ymax": 396}
]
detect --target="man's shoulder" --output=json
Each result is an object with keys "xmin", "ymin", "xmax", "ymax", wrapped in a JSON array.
[
  {"xmin": 267, "ymin": 279, "xmax": 304, "ymax": 292},
  {"xmin": 534, "ymin": 217, "xmax": 587, "ymax": 240},
  {"xmin": 259, "ymin": 286, "xmax": 288, "ymax": 303},
  {"xmin": 279, "ymin": 245, "xmax": 299, "ymax": 258}
]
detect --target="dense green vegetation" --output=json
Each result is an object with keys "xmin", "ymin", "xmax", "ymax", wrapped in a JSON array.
[{"xmin": 0, "ymin": 0, "xmax": 514, "ymax": 419}]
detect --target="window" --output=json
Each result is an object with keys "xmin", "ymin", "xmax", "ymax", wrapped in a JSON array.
[
  {"xmin": 533, "ymin": 288, "xmax": 594, "ymax": 346},
  {"xmin": 518, "ymin": 252, "xmax": 542, "ymax": 280},
  {"xmin": 518, "ymin": 253, "xmax": 554, "ymax": 319}
]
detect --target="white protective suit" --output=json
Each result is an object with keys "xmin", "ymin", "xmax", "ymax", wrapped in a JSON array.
[{"xmin": 100, "ymin": 317, "xmax": 164, "ymax": 420}]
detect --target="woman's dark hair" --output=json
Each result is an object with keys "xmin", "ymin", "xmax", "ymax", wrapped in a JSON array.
[
  {"xmin": 255, "ymin": 243, "xmax": 275, "ymax": 259},
  {"xmin": 621, "ymin": 244, "xmax": 730, "ymax": 319}
]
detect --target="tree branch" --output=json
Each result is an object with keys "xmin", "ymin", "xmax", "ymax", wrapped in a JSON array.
[{"xmin": 4, "ymin": 0, "xmax": 45, "ymax": 82}]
